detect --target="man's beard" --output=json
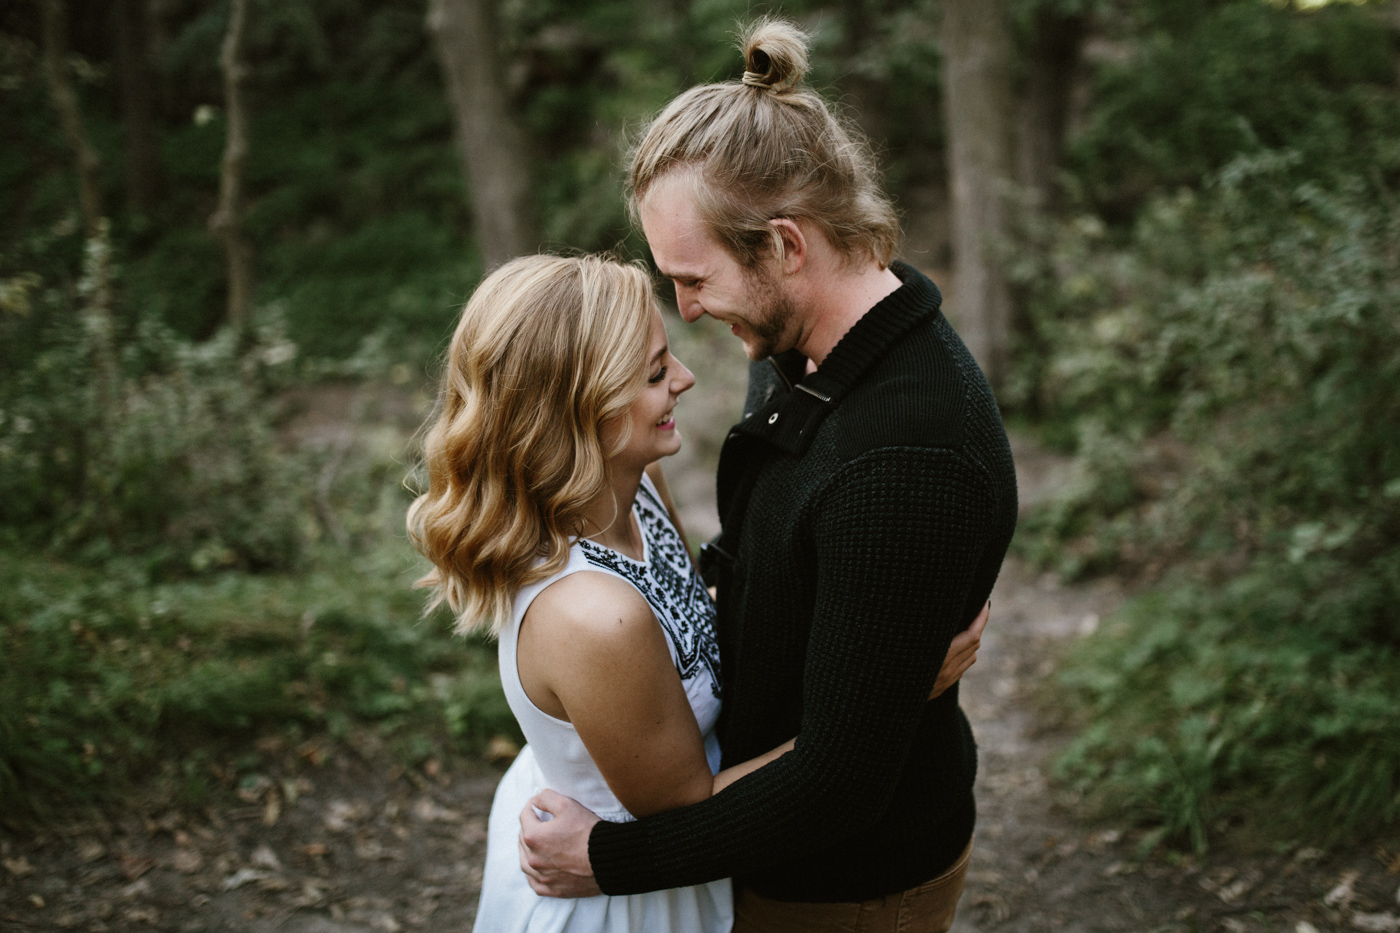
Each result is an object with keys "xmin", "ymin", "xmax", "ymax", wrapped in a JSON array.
[{"xmin": 739, "ymin": 266, "xmax": 798, "ymax": 361}]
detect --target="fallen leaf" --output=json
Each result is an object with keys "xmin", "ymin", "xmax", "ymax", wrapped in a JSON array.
[
  {"xmin": 1219, "ymin": 878, "xmax": 1255, "ymax": 904},
  {"xmin": 120, "ymin": 878, "xmax": 153, "ymax": 901},
  {"xmin": 171, "ymin": 848, "xmax": 204, "ymax": 874},
  {"xmin": 293, "ymin": 881, "xmax": 328, "ymax": 908},
  {"xmin": 971, "ymin": 893, "xmax": 1011, "ymax": 923},
  {"xmin": 236, "ymin": 774, "xmax": 272, "ymax": 804},
  {"xmin": 119, "ymin": 853, "xmax": 156, "ymax": 881},
  {"xmin": 123, "ymin": 906, "xmax": 158, "ymax": 924},
  {"xmin": 3, "ymin": 856, "xmax": 34, "ymax": 877},
  {"xmin": 1326, "ymin": 871, "xmax": 1361, "ymax": 908},
  {"xmin": 1296, "ymin": 923, "xmax": 1320, "ymax": 933},
  {"xmin": 487, "ymin": 735, "xmax": 520, "ymax": 764},
  {"xmin": 355, "ymin": 839, "xmax": 387, "ymax": 861},
  {"xmin": 250, "ymin": 844, "xmax": 282, "ymax": 872},
  {"xmin": 461, "ymin": 817, "xmax": 488, "ymax": 845},
  {"xmin": 77, "ymin": 839, "xmax": 106, "ymax": 863},
  {"xmin": 1296, "ymin": 847, "xmax": 1325, "ymax": 863},
  {"xmin": 262, "ymin": 792, "xmax": 282, "ymax": 826},
  {"xmin": 1223, "ymin": 919, "xmax": 1249, "ymax": 933},
  {"xmin": 411, "ymin": 797, "xmax": 462, "ymax": 823},
  {"xmin": 222, "ymin": 868, "xmax": 269, "ymax": 891},
  {"xmin": 29, "ymin": 895, "xmax": 44, "ymax": 909},
  {"xmin": 1352, "ymin": 914, "xmax": 1400, "ymax": 933},
  {"xmin": 303, "ymin": 842, "xmax": 329, "ymax": 857},
  {"xmin": 324, "ymin": 799, "xmax": 370, "ymax": 832}
]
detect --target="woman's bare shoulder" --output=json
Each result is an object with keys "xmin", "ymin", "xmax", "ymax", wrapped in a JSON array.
[{"xmin": 525, "ymin": 570, "xmax": 657, "ymax": 648}]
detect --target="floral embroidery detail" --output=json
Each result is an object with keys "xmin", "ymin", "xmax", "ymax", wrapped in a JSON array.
[{"xmin": 579, "ymin": 484, "xmax": 722, "ymax": 698}]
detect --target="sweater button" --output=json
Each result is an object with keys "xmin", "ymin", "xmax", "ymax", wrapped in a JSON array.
[{"xmin": 767, "ymin": 413, "xmax": 779, "ymax": 424}]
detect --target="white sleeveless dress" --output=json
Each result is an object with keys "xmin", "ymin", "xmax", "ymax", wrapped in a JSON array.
[{"xmin": 472, "ymin": 475, "xmax": 732, "ymax": 933}]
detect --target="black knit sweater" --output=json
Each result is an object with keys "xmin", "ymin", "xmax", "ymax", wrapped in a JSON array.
[{"xmin": 590, "ymin": 262, "xmax": 1018, "ymax": 903}]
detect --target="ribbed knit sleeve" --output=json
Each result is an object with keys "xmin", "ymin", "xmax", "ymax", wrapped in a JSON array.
[{"xmin": 590, "ymin": 445, "xmax": 996, "ymax": 895}]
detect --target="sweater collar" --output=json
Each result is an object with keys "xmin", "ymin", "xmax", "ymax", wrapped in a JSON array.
[{"xmin": 735, "ymin": 261, "xmax": 942, "ymax": 455}]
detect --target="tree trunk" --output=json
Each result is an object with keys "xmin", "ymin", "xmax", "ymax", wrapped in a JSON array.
[
  {"xmin": 670, "ymin": 0, "xmax": 696, "ymax": 88},
  {"xmin": 37, "ymin": 0, "xmax": 103, "ymax": 238},
  {"xmin": 838, "ymin": 0, "xmax": 892, "ymax": 150},
  {"xmin": 942, "ymin": 0, "xmax": 1015, "ymax": 390},
  {"xmin": 427, "ymin": 0, "xmax": 538, "ymax": 270},
  {"xmin": 1016, "ymin": 9, "xmax": 1086, "ymax": 212},
  {"xmin": 210, "ymin": 0, "xmax": 254, "ymax": 330},
  {"xmin": 115, "ymin": 0, "xmax": 163, "ymax": 215}
]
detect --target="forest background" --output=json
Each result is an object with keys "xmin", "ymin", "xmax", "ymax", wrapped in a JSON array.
[{"xmin": 2, "ymin": 0, "xmax": 1398, "ymax": 863}]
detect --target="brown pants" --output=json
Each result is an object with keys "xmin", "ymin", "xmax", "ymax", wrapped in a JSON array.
[{"xmin": 732, "ymin": 841, "xmax": 973, "ymax": 933}]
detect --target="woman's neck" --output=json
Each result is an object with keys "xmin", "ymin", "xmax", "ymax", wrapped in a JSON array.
[{"xmin": 579, "ymin": 462, "xmax": 645, "ymax": 559}]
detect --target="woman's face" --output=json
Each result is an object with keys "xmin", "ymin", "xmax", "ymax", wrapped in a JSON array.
[{"xmin": 609, "ymin": 306, "xmax": 695, "ymax": 471}]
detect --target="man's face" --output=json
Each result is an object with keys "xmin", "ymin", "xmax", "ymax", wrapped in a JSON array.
[{"xmin": 639, "ymin": 173, "xmax": 798, "ymax": 361}]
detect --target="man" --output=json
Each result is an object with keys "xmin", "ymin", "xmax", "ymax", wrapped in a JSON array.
[{"xmin": 518, "ymin": 19, "xmax": 1017, "ymax": 932}]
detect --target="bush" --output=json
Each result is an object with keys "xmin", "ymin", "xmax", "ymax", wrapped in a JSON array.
[
  {"xmin": 0, "ymin": 227, "xmax": 312, "ymax": 574},
  {"xmin": 1052, "ymin": 559, "xmax": 1400, "ymax": 852},
  {"xmin": 1067, "ymin": 0, "xmax": 1400, "ymax": 221},
  {"xmin": 1018, "ymin": 151, "xmax": 1400, "ymax": 848},
  {"xmin": 0, "ymin": 542, "xmax": 517, "ymax": 821}
]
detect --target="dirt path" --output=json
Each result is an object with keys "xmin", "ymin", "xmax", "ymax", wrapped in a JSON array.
[{"xmin": 4, "ymin": 400, "xmax": 1398, "ymax": 933}]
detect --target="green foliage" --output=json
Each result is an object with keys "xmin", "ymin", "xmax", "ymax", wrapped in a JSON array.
[
  {"xmin": 1052, "ymin": 559, "xmax": 1400, "ymax": 851},
  {"xmin": 1069, "ymin": 1, "xmax": 1400, "ymax": 220},
  {"xmin": 0, "ymin": 541, "xmax": 517, "ymax": 821},
  {"xmin": 1015, "ymin": 7, "xmax": 1400, "ymax": 846},
  {"xmin": 0, "ymin": 223, "xmax": 516, "ymax": 823},
  {"xmin": 0, "ymin": 230, "xmax": 312, "ymax": 574},
  {"xmin": 1018, "ymin": 153, "xmax": 1400, "ymax": 583},
  {"xmin": 3, "ymin": 0, "xmax": 949, "ymax": 361}
]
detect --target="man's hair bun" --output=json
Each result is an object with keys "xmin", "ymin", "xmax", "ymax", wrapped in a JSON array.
[{"xmin": 739, "ymin": 18, "xmax": 809, "ymax": 94}]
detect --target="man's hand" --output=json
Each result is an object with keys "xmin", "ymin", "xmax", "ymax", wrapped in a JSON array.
[
  {"xmin": 929, "ymin": 600, "xmax": 989, "ymax": 700},
  {"xmin": 519, "ymin": 790, "xmax": 603, "ymax": 898}
]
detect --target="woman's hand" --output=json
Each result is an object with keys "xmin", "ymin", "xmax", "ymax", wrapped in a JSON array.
[{"xmin": 930, "ymin": 600, "xmax": 989, "ymax": 700}]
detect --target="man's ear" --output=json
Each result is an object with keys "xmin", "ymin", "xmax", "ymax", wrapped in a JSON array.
[{"xmin": 768, "ymin": 218, "xmax": 807, "ymax": 276}]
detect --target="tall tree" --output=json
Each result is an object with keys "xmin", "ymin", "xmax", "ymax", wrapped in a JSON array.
[
  {"xmin": 209, "ymin": 0, "xmax": 254, "ymax": 329},
  {"xmin": 942, "ymin": 0, "xmax": 1015, "ymax": 389},
  {"xmin": 37, "ymin": 0, "xmax": 103, "ymax": 238},
  {"xmin": 114, "ymin": 0, "xmax": 163, "ymax": 215},
  {"xmin": 1016, "ymin": 5, "xmax": 1086, "ymax": 212},
  {"xmin": 427, "ymin": 0, "xmax": 538, "ymax": 270}
]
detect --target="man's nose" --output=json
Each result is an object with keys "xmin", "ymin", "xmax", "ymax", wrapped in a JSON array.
[{"xmin": 675, "ymin": 289, "xmax": 704, "ymax": 323}]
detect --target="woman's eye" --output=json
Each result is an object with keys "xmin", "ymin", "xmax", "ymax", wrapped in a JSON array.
[{"xmin": 648, "ymin": 365, "xmax": 669, "ymax": 385}]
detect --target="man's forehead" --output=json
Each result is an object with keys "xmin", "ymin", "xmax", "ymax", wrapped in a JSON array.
[{"xmin": 642, "ymin": 195, "xmax": 719, "ymax": 275}]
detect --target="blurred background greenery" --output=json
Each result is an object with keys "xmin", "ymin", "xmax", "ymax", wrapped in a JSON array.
[{"xmin": 1, "ymin": 0, "xmax": 1397, "ymax": 853}]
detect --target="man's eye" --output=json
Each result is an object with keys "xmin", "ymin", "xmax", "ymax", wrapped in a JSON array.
[{"xmin": 648, "ymin": 366, "xmax": 669, "ymax": 385}]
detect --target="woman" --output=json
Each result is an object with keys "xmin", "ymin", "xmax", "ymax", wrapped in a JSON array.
[{"xmin": 407, "ymin": 254, "xmax": 792, "ymax": 933}]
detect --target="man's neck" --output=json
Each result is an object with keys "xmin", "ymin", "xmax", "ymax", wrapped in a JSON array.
[{"xmin": 792, "ymin": 261, "xmax": 903, "ymax": 367}]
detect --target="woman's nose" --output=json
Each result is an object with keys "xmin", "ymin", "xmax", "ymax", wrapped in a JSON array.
[{"xmin": 673, "ymin": 358, "xmax": 696, "ymax": 394}]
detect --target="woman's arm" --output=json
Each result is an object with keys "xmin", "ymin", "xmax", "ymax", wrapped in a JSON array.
[{"xmin": 518, "ymin": 571, "xmax": 790, "ymax": 817}]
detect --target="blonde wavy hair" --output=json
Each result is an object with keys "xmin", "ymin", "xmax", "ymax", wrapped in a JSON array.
[
  {"xmin": 629, "ymin": 17, "xmax": 900, "ymax": 270},
  {"xmin": 407, "ymin": 254, "xmax": 655, "ymax": 636}
]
